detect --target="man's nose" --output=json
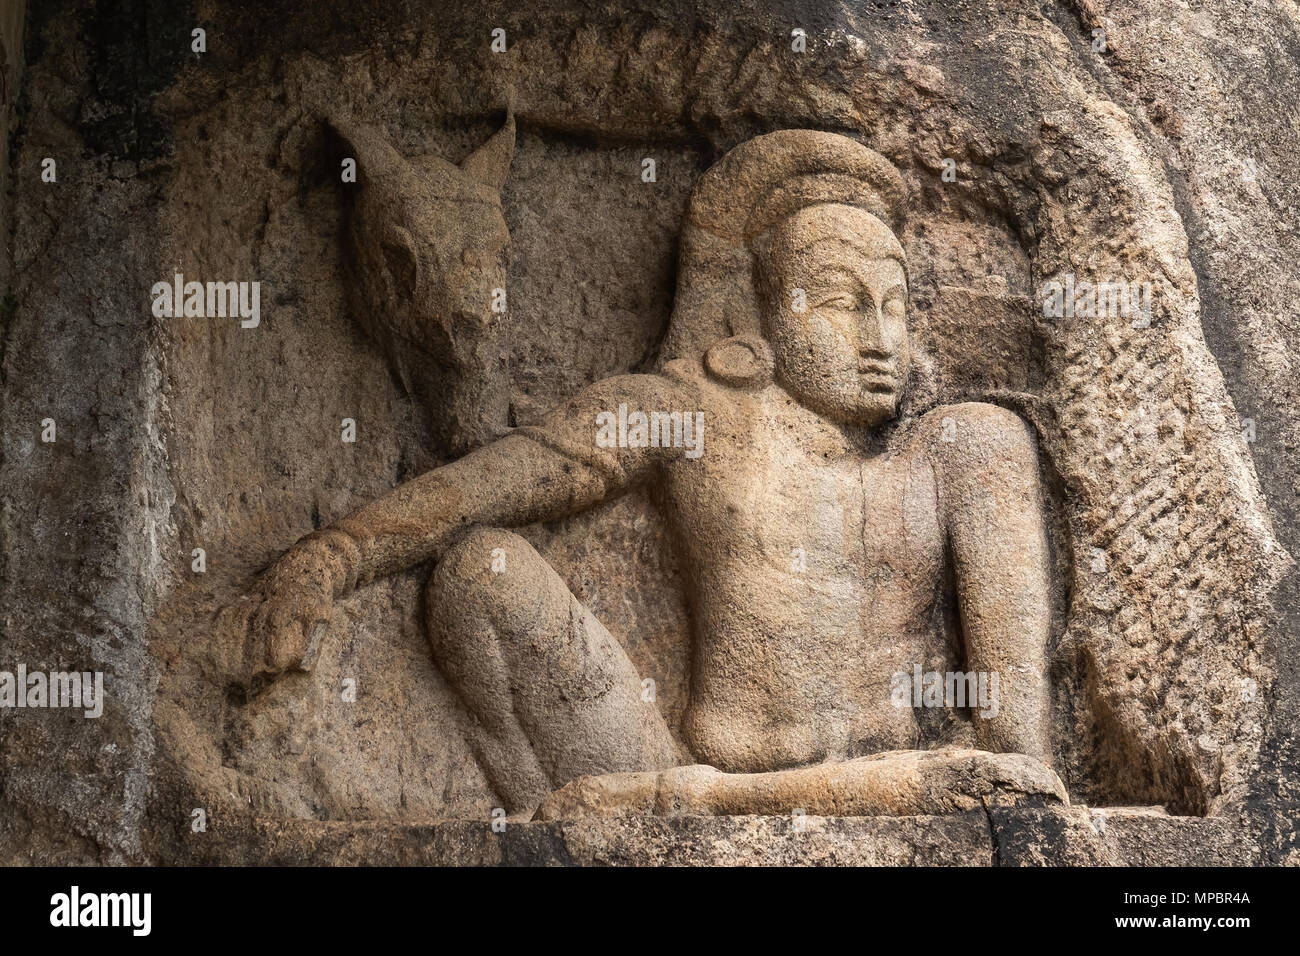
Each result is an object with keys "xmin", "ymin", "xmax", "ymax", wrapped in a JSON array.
[{"xmin": 857, "ymin": 304, "xmax": 890, "ymax": 357}]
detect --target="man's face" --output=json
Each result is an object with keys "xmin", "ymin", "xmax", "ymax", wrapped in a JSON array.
[{"xmin": 761, "ymin": 204, "xmax": 909, "ymax": 427}]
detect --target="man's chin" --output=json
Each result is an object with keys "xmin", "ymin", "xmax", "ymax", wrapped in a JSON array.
[
  {"xmin": 783, "ymin": 384, "xmax": 899, "ymax": 428},
  {"xmin": 839, "ymin": 392, "xmax": 898, "ymax": 428}
]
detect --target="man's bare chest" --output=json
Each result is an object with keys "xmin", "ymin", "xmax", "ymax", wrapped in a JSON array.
[{"xmin": 665, "ymin": 437, "xmax": 945, "ymax": 592}]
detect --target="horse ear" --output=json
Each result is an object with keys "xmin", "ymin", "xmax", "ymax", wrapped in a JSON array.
[
  {"xmin": 459, "ymin": 111, "xmax": 515, "ymax": 191},
  {"xmin": 327, "ymin": 117, "xmax": 412, "ymax": 188}
]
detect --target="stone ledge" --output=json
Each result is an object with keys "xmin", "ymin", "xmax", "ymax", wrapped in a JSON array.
[{"xmin": 186, "ymin": 807, "xmax": 1258, "ymax": 866}]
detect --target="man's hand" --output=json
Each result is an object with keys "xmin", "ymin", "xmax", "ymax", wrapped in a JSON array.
[{"xmin": 218, "ymin": 530, "xmax": 357, "ymax": 686}]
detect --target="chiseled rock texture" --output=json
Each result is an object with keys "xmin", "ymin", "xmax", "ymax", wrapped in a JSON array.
[
  {"xmin": 1, "ymin": 0, "xmax": 1299, "ymax": 865},
  {"xmin": 187, "ymin": 808, "xmax": 1258, "ymax": 867}
]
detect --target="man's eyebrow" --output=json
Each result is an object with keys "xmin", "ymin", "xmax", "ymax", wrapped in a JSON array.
[
  {"xmin": 881, "ymin": 281, "xmax": 907, "ymax": 300},
  {"xmin": 800, "ymin": 267, "xmax": 873, "ymax": 293},
  {"xmin": 802, "ymin": 265, "xmax": 863, "ymax": 284}
]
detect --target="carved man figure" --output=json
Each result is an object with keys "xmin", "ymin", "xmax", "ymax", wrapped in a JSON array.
[{"xmin": 234, "ymin": 130, "xmax": 1065, "ymax": 817}]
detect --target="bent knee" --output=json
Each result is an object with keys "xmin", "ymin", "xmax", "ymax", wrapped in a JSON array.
[
  {"xmin": 434, "ymin": 527, "xmax": 535, "ymax": 583},
  {"xmin": 426, "ymin": 527, "xmax": 565, "ymax": 638}
]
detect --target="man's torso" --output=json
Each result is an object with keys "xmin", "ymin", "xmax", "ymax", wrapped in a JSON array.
[{"xmin": 662, "ymin": 385, "xmax": 966, "ymax": 772}]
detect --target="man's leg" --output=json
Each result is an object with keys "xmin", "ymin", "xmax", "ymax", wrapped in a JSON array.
[
  {"xmin": 426, "ymin": 527, "xmax": 679, "ymax": 812},
  {"xmin": 535, "ymin": 748, "xmax": 1069, "ymax": 820}
]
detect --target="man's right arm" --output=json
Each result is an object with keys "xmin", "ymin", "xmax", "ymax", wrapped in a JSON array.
[
  {"xmin": 233, "ymin": 369, "xmax": 701, "ymax": 679},
  {"xmin": 326, "ymin": 430, "xmax": 611, "ymax": 587}
]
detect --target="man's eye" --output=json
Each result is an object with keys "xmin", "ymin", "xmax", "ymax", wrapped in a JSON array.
[
  {"xmin": 816, "ymin": 293, "xmax": 858, "ymax": 310},
  {"xmin": 884, "ymin": 298, "xmax": 906, "ymax": 316}
]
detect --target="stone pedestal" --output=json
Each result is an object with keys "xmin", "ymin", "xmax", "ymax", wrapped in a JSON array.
[{"xmin": 190, "ymin": 808, "xmax": 1258, "ymax": 867}]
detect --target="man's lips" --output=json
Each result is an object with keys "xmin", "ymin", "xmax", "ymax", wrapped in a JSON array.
[{"xmin": 858, "ymin": 358, "xmax": 897, "ymax": 392}]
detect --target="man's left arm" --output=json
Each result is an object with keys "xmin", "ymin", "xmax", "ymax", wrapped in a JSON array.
[{"xmin": 935, "ymin": 403, "xmax": 1053, "ymax": 765}]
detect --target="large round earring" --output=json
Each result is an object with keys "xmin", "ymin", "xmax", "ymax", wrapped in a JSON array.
[{"xmin": 704, "ymin": 333, "xmax": 776, "ymax": 389}]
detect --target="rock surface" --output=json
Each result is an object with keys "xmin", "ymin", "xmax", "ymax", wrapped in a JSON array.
[
  {"xmin": 188, "ymin": 807, "xmax": 1258, "ymax": 867},
  {"xmin": 1, "ymin": 0, "xmax": 1298, "ymax": 865}
]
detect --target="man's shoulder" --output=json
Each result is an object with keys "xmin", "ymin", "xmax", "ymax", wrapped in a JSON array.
[
  {"xmin": 661, "ymin": 355, "xmax": 766, "ymax": 411},
  {"xmin": 542, "ymin": 363, "xmax": 701, "ymax": 413},
  {"xmin": 906, "ymin": 402, "xmax": 1039, "ymax": 471},
  {"xmin": 913, "ymin": 401, "xmax": 1032, "ymax": 432}
]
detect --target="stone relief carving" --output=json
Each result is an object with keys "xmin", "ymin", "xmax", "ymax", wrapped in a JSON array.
[
  {"xmin": 8, "ymin": 0, "xmax": 1299, "ymax": 867},
  {"xmin": 222, "ymin": 129, "xmax": 1067, "ymax": 818}
]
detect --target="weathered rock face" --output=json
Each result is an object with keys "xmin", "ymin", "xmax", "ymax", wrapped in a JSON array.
[{"xmin": 1, "ymin": 0, "xmax": 1298, "ymax": 865}]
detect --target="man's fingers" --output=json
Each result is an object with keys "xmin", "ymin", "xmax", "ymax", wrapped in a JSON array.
[
  {"xmin": 298, "ymin": 619, "xmax": 330, "ymax": 671},
  {"xmin": 265, "ymin": 603, "xmax": 306, "ymax": 673},
  {"xmin": 265, "ymin": 599, "xmax": 330, "ymax": 673}
]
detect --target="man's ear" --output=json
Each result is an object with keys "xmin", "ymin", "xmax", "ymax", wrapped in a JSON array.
[
  {"xmin": 459, "ymin": 110, "xmax": 515, "ymax": 191},
  {"xmin": 705, "ymin": 334, "xmax": 775, "ymax": 389}
]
